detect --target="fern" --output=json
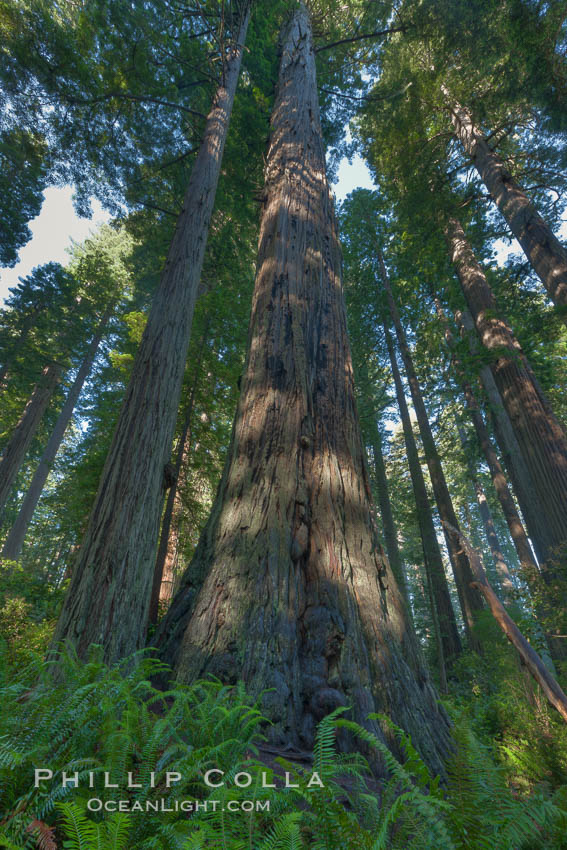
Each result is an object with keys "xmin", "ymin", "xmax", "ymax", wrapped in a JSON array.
[{"xmin": 2, "ymin": 646, "xmax": 567, "ymax": 850}]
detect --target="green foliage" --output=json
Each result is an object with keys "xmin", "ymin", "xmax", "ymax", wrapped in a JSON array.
[
  {"xmin": 1, "ymin": 649, "xmax": 566, "ymax": 849},
  {"xmin": 0, "ymin": 560, "xmax": 60, "ymax": 676},
  {"xmin": 0, "ymin": 128, "xmax": 47, "ymax": 267},
  {"xmin": 449, "ymin": 624, "xmax": 567, "ymax": 794}
]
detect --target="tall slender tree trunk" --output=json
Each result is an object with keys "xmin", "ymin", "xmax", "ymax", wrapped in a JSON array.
[
  {"xmin": 433, "ymin": 296, "xmax": 540, "ymax": 586},
  {"xmin": 382, "ymin": 319, "xmax": 460, "ymax": 682},
  {"xmin": 377, "ymin": 252, "xmax": 484, "ymax": 643},
  {"xmin": 148, "ymin": 329, "xmax": 208, "ymax": 627},
  {"xmin": 154, "ymin": 3, "xmax": 451, "ymax": 773},
  {"xmin": 370, "ymin": 423, "xmax": 409, "ymax": 602},
  {"xmin": 456, "ymin": 422, "xmax": 515, "ymax": 604},
  {"xmin": 456, "ymin": 307, "xmax": 549, "ymax": 566},
  {"xmin": 442, "ymin": 87, "xmax": 567, "ymax": 318},
  {"xmin": 2, "ymin": 308, "xmax": 112, "ymax": 560},
  {"xmin": 446, "ymin": 217, "xmax": 567, "ymax": 574},
  {"xmin": 0, "ymin": 362, "xmax": 61, "ymax": 527},
  {"xmin": 452, "ymin": 307, "xmax": 567, "ymax": 665},
  {"xmin": 449, "ymin": 525, "xmax": 567, "ymax": 725},
  {"xmin": 50, "ymin": 5, "xmax": 252, "ymax": 663},
  {"xmin": 354, "ymin": 357, "xmax": 408, "ymax": 602}
]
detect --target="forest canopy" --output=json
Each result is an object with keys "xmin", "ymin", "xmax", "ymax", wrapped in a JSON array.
[{"xmin": 1, "ymin": 0, "xmax": 567, "ymax": 847}]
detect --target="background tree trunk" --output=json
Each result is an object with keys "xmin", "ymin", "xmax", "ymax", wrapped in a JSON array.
[
  {"xmin": 378, "ymin": 252, "xmax": 484, "ymax": 643},
  {"xmin": 432, "ymin": 295, "xmax": 540, "ymax": 587},
  {"xmin": 456, "ymin": 422, "xmax": 515, "ymax": 604},
  {"xmin": 0, "ymin": 362, "xmax": 60, "ymax": 526},
  {"xmin": 382, "ymin": 317, "xmax": 461, "ymax": 673},
  {"xmin": 2, "ymin": 307, "xmax": 113, "ymax": 560},
  {"xmin": 155, "ymin": 2, "xmax": 451, "ymax": 774},
  {"xmin": 370, "ymin": 423, "xmax": 409, "ymax": 602},
  {"xmin": 446, "ymin": 217, "xmax": 567, "ymax": 569},
  {"xmin": 50, "ymin": 4, "xmax": 251, "ymax": 663},
  {"xmin": 456, "ymin": 308, "xmax": 549, "ymax": 567},
  {"xmin": 443, "ymin": 87, "xmax": 567, "ymax": 318},
  {"xmin": 148, "ymin": 328, "xmax": 208, "ymax": 627}
]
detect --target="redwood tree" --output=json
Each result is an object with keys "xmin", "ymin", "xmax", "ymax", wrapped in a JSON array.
[
  {"xmin": 381, "ymin": 317, "xmax": 461, "ymax": 685},
  {"xmin": 1, "ymin": 307, "xmax": 113, "ymax": 560},
  {"xmin": 446, "ymin": 218, "xmax": 567, "ymax": 665},
  {"xmin": 51, "ymin": 3, "xmax": 252, "ymax": 663},
  {"xmin": 443, "ymin": 88, "xmax": 567, "ymax": 320},
  {"xmin": 156, "ymin": 2, "xmax": 450, "ymax": 772},
  {"xmin": 377, "ymin": 250, "xmax": 485, "ymax": 643},
  {"xmin": 446, "ymin": 216, "xmax": 567, "ymax": 571},
  {"xmin": 0, "ymin": 362, "xmax": 61, "ymax": 526}
]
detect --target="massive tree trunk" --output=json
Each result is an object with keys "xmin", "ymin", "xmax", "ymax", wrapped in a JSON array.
[
  {"xmin": 2, "ymin": 308, "xmax": 112, "ymax": 560},
  {"xmin": 377, "ymin": 252, "xmax": 484, "ymax": 643},
  {"xmin": 0, "ymin": 362, "xmax": 61, "ymax": 527},
  {"xmin": 155, "ymin": 3, "xmax": 451, "ymax": 774},
  {"xmin": 443, "ymin": 88, "xmax": 567, "ymax": 319},
  {"xmin": 382, "ymin": 318, "xmax": 460, "ymax": 683},
  {"xmin": 50, "ymin": 5, "xmax": 251, "ymax": 663},
  {"xmin": 446, "ymin": 217, "xmax": 567, "ymax": 575}
]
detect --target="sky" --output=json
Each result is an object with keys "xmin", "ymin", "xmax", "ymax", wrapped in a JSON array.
[
  {"xmin": 0, "ymin": 187, "xmax": 111, "ymax": 305},
  {"xmin": 1, "ymin": 154, "xmax": 565, "ymax": 307},
  {"xmin": 0, "ymin": 156, "xmax": 375, "ymax": 307}
]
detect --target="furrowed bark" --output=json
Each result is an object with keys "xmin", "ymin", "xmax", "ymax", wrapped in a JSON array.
[
  {"xmin": 50, "ymin": 4, "xmax": 252, "ymax": 663},
  {"xmin": 2, "ymin": 307, "xmax": 113, "ymax": 560},
  {"xmin": 0, "ymin": 362, "xmax": 61, "ymax": 526},
  {"xmin": 148, "ymin": 328, "xmax": 208, "ymax": 628},
  {"xmin": 382, "ymin": 316, "xmax": 461, "ymax": 674},
  {"xmin": 443, "ymin": 87, "xmax": 567, "ymax": 319},
  {"xmin": 446, "ymin": 217, "xmax": 567, "ymax": 575},
  {"xmin": 155, "ymin": 3, "xmax": 451, "ymax": 774},
  {"xmin": 445, "ymin": 523, "xmax": 567, "ymax": 725},
  {"xmin": 378, "ymin": 251, "xmax": 484, "ymax": 644}
]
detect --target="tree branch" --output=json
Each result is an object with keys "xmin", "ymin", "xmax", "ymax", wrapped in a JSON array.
[{"xmin": 315, "ymin": 25, "xmax": 406, "ymax": 53}]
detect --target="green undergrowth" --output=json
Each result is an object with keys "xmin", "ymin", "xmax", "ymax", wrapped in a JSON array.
[
  {"xmin": 449, "ymin": 610, "xmax": 567, "ymax": 793},
  {"xmin": 0, "ymin": 646, "xmax": 566, "ymax": 849}
]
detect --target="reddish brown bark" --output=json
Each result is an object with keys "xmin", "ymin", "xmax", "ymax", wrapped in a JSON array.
[
  {"xmin": 155, "ymin": 3, "xmax": 451, "ymax": 772},
  {"xmin": 446, "ymin": 217, "xmax": 567, "ymax": 575},
  {"xmin": 443, "ymin": 88, "xmax": 567, "ymax": 319},
  {"xmin": 50, "ymin": 4, "xmax": 252, "ymax": 663},
  {"xmin": 148, "ymin": 330, "xmax": 208, "ymax": 627}
]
